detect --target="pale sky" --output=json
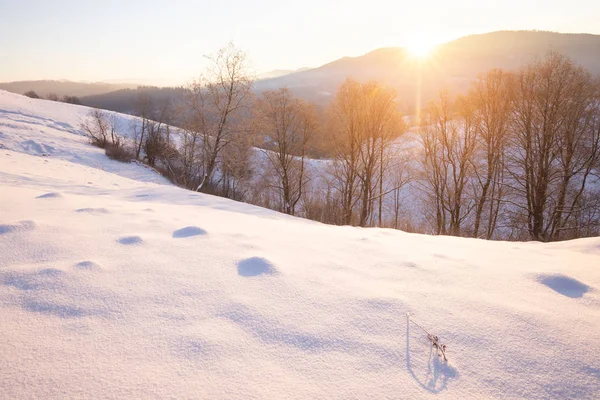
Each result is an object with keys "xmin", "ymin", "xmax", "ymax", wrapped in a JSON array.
[{"xmin": 0, "ymin": 0, "xmax": 598, "ymax": 85}]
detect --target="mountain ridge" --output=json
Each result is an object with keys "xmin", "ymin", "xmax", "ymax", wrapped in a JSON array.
[
  {"xmin": 255, "ymin": 31, "xmax": 600, "ymax": 108},
  {"xmin": 3, "ymin": 31, "xmax": 600, "ymax": 112}
]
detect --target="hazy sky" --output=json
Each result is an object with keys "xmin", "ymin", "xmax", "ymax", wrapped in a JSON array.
[{"xmin": 0, "ymin": 0, "xmax": 598, "ymax": 85}]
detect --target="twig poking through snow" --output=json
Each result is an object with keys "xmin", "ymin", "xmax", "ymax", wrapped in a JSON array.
[{"xmin": 407, "ymin": 313, "xmax": 448, "ymax": 362}]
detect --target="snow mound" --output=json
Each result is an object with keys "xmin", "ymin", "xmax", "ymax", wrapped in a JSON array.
[
  {"xmin": 22, "ymin": 299, "xmax": 90, "ymax": 318},
  {"xmin": 36, "ymin": 192, "xmax": 62, "ymax": 199},
  {"xmin": 537, "ymin": 274, "xmax": 591, "ymax": 298},
  {"xmin": 0, "ymin": 266, "xmax": 114, "ymax": 320},
  {"xmin": 117, "ymin": 235, "xmax": 143, "ymax": 245},
  {"xmin": 0, "ymin": 220, "xmax": 37, "ymax": 235},
  {"xmin": 74, "ymin": 261, "xmax": 102, "ymax": 271},
  {"xmin": 237, "ymin": 257, "xmax": 278, "ymax": 277},
  {"xmin": 20, "ymin": 139, "xmax": 56, "ymax": 155},
  {"xmin": 76, "ymin": 207, "xmax": 110, "ymax": 214},
  {"xmin": 2, "ymin": 268, "xmax": 64, "ymax": 291},
  {"xmin": 172, "ymin": 226, "xmax": 208, "ymax": 238}
]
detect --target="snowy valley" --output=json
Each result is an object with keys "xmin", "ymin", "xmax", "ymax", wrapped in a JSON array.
[{"xmin": 1, "ymin": 90, "xmax": 600, "ymax": 399}]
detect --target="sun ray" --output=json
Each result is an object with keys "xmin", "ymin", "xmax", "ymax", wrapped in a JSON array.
[
  {"xmin": 406, "ymin": 40, "xmax": 436, "ymax": 59},
  {"xmin": 404, "ymin": 34, "xmax": 438, "ymax": 60}
]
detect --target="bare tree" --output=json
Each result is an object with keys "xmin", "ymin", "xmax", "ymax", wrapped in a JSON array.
[
  {"xmin": 219, "ymin": 132, "xmax": 254, "ymax": 201},
  {"xmin": 253, "ymin": 89, "xmax": 317, "ymax": 215},
  {"xmin": 468, "ymin": 69, "xmax": 513, "ymax": 239},
  {"xmin": 142, "ymin": 99, "xmax": 173, "ymax": 167},
  {"xmin": 328, "ymin": 79, "xmax": 362, "ymax": 225},
  {"xmin": 386, "ymin": 154, "xmax": 412, "ymax": 229},
  {"xmin": 547, "ymin": 74, "xmax": 600, "ymax": 240},
  {"xmin": 133, "ymin": 92, "xmax": 154, "ymax": 160},
  {"xmin": 356, "ymin": 82, "xmax": 399, "ymax": 226},
  {"xmin": 420, "ymin": 92, "xmax": 477, "ymax": 236},
  {"xmin": 80, "ymin": 109, "xmax": 121, "ymax": 148},
  {"xmin": 182, "ymin": 43, "xmax": 254, "ymax": 192},
  {"xmin": 177, "ymin": 126, "xmax": 204, "ymax": 189},
  {"xmin": 508, "ymin": 52, "xmax": 600, "ymax": 241},
  {"xmin": 328, "ymin": 79, "xmax": 400, "ymax": 226}
]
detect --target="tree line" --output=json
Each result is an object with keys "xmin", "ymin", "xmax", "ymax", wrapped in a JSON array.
[
  {"xmin": 81, "ymin": 44, "xmax": 600, "ymax": 242},
  {"xmin": 419, "ymin": 53, "xmax": 600, "ymax": 241},
  {"xmin": 24, "ymin": 90, "xmax": 82, "ymax": 104}
]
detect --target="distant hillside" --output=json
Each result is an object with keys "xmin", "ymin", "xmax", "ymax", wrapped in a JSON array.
[
  {"xmin": 0, "ymin": 80, "xmax": 137, "ymax": 98},
  {"xmin": 80, "ymin": 86, "xmax": 184, "ymax": 116},
  {"xmin": 7, "ymin": 31, "xmax": 599, "ymax": 116},
  {"xmin": 258, "ymin": 68, "xmax": 311, "ymax": 80},
  {"xmin": 255, "ymin": 31, "xmax": 600, "ymax": 109}
]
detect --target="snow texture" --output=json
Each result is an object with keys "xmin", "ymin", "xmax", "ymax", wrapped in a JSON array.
[{"xmin": 1, "ymin": 90, "xmax": 600, "ymax": 399}]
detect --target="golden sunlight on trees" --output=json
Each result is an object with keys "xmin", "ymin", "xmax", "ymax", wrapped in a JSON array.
[
  {"xmin": 417, "ymin": 52, "xmax": 600, "ymax": 241},
  {"xmin": 508, "ymin": 52, "xmax": 600, "ymax": 241},
  {"xmin": 135, "ymin": 45, "xmax": 600, "ymax": 242},
  {"xmin": 469, "ymin": 69, "xmax": 513, "ymax": 239},
  {"xmin": 420, "ymin": 91, "xmax": 477, "ymax": 236},
  {"xmin": 328, "ymin": 79, "xmax": 403, "ymax": 227}
]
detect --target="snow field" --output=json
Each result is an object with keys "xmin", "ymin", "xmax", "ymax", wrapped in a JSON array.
[{"xmin": 1, "ymin": 90, "xmax": 600, "ymax": 399}]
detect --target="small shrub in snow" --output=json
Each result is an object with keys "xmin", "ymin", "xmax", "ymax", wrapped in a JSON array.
[
  {"xmin": 143, "ymin": 123, "xmax": 175, "ymax": 167},
  {"xmin": 62, "ymin": 95, "xmax": 82, "ymax": 105},
  {"xmin": 24, "ymin": 91, "xmax": 40, "ymax": 99},
  {"xmin": 105, "ymin": 143, "xmax": 134, "ymax": 163},
  {"xmin": 407, "ymin": 313, "xmax": 448, "ymax": 361},
  {"xmin": 80, "ymin": 109, "xmax": 121, "ymax": 149}
]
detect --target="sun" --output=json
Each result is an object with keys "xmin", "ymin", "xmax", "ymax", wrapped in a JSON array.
[{"xmin": 405, "ymin": 37, "xmax": 437, "ymax": 59}]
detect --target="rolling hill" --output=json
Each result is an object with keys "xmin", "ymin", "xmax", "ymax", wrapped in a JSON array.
[
  {"xmin": 1, "ymin": 91, "xmax": 600, "ymax": 398},
  {"xmin": 0, "ymin": 80, "xmax": 138, "ymax": 98}
]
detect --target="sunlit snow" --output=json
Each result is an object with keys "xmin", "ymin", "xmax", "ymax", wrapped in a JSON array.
[{"xmin": 1, "ymin": 90, "xmax": 599, "ymax": 399}]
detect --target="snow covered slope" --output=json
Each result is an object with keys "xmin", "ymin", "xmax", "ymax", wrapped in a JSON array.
[
  {"xmin": 1, "ymin": 90, "xmax": 600, "ymax": 399},
  {"xmin": 0, "ymin": 90, "xmax": 169, "ymax": 185}
]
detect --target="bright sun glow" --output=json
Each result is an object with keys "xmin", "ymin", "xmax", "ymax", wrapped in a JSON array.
[{"xmin": 405, "ymin": 37, "xmax": 437, "ymax": 59}]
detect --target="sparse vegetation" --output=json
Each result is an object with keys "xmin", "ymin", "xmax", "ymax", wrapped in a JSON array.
[
  {"xmin": 80, "ymin": 108, "xmax": 121, "ymax": 148},
  {"xmin": 179, "ymin": 43, "xmax": 254, "ymax": 192},
  {"xmin": 24, "ymin": 90, "xmax": 40, "ymax": 99},
  {"xmin": 253, "ymin": 88, "xmax": 318, "ymax": 215},
  {"xmin": 62, "ymin": 95, "xmax": 82, "ymax": 105},
  {"xmin": 105, "ymin": 143, "xmax": 134, "ymax": 162}
]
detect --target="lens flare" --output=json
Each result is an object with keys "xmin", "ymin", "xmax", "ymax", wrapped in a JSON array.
[{"xmin": 406, "ymin": 39, "xmax": 436, "ymax": 59}]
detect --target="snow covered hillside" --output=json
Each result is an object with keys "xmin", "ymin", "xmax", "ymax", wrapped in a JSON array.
[{"xmin": 1, "ymin": 90, "xmax": 600, "ymax": 399}]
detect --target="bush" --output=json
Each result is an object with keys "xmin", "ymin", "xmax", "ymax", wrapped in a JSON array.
[
  {"xmin": 81, "ymin": 109, "xmax": 122, "ymax": 149},
  {"xmin": 105, "ymin": 143, "xmax": 134, "ymax": 163},
  {"xmin": 24, "ymin": 91, "xmax": 40, "ymax": 99},
  {"xmin": 155, "ymin": 163, "xmax": 182, "ymax": 186},
  {"xmin": 62, "ymin": 95, "xmax": 82, "ymax": 105}
]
